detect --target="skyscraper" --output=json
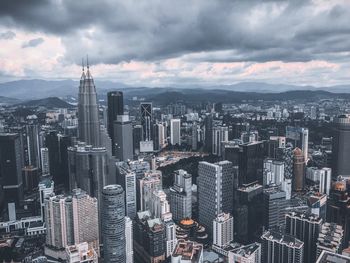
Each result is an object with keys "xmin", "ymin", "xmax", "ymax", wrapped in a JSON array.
[
  {"xmin": 332, "ymin": 115, "xmax": 350, "ymax": 178},
  {"xmin": 316, "ymin": 223, "xmax": 344, "ymax": 258},
  {"xmin": 78, "ymin": 63, "xmax": 101, "ymax": 147},
  {"xmin": 293, "ymin": 147, "xmax": 305, "ymax": 191},
  {"xmin": 114, "ymin": 115, "xmax": 133, "ymax": 161},
  {"xmin": 261, "ymin": 230, "xmax": 304, "ymax": 263},
  {"xmin": 238, "ymin": 141, "xmax": 267, "ymax": 185},
  {"xmin": 170, "ymin": 118, "xmax": 181, "ymax": 145},
  {"xmin": 125, "ymin": 216, "xmax": 134, "ymax": 263},
  {"xmin": 198, "ymin": 161, "xmax": 234, "ymax": 235},
  {"xmin": 213, "ymin": 213, "xmax": 234, "ymax": 248},
  {"xmin": 68, "ymin": 142, "xmax": 109, "ymax": 217},
  {"xmin": 26, "ymin": 115, "xmax": 41, "ymax": 168},
  {"xmin": 263, "ymin": 186, "xmax": 286, "ymax": 230},
  {"xmin": 116, "ymin": 162, "xmax": 137, "ymax": 219},
  {"xmin": 169, "ymin": 169, "xmax": 192, "ymax": 221},
  {"xmin": 107, "ymin": 91, "xmax": 124, "ymax": 153},
  {"xmin": 138, "ymin": 170, "xmax": 162, "ymax": 212},
  {"xmin": 45, "ymin": 195, "xmax": 74, "ymax": 249},
  {"xmin": 72, "ymin": 189, "xmax": 99, "ymax": 255},
  {"xmin": 212, "ymin": 126, "xmax": 229, "ymax": 156},
  {"xmin": 140, "ymin": 102, "xmax": 153, "ymax": 141},
  {"xmin": 40, "ymin": 147, "xmax": 50, "ymax": 176},
  {"xmin": 0, "ymin": 133, "xmax": 24, "ymax": 205},
  {"xmin": 101, "ymin": 185, "xmax": 126, "ymax": 262},
  {"xmin": 286, "ymin": 126, "xmax": 309, "ymax": 162},
  {"xmin": 285, "ymin": 211, "xmax": 323, "ymax": 263}
]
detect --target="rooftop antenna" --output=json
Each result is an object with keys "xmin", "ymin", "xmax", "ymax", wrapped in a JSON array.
[
  {"xmin": 86, "ymin": 54, "xmax": 89, "ymax": 69},
  {"xmin": 82, "ymin": 58, "xmax": 85, "ymax": 72}
]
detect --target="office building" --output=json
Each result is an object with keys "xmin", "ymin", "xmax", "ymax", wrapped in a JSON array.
[
  {"xmin": 68, "ymin": 142, "xmax": 109, "ymax": 216},
  {"xmin": 268, "ymin": 136, "xmax": 286, "ymax": 158},
  {"xmin": 293, "ymin": 147, "xmax": 305, "ymax": 191},
  {"xmin": 307, "ymin": 193, "xmax": 327, "ymax": 220},
  {"xmin": 45, "ymin": 195, "xmax": 74, "ymax": 249},
  {"xmin": 286, "ymin": 126, "xmax": 309, "ymax": 162},
  {"xmin": 327, "ymin": 178, "xmax": 350, "ymax": 246},
  {"xmin": 107, "ymin": 91, "xmax": 124, "ymax": 154},
  {"xmin": 263, "ymin": 158, "xmax": 284, "ymax": 186},
  {"xmin": 0, "ymin": 133, "xmax": 24, "ymax": 205},
  {"xmin": 40, "ymin": 147, "xmax": 50, "ymax": 176},
  {"xmin": 165, "ymin": 219, "xmax": 177, "ymax": 258},
  {"xmin": 134, "ymin": 211, "xmax": 166, "ymax": 263},
  {"xmin": 26, "ymin": 115, "xmax": 41, "ymax": 168},
  {"xmin": 114, "ymin": 115, "xmax": 133, "ymax": 161},
  {"xmin": 332, "ymin": 115, "xmax": 350, "ymax": 178},
  {"xmin": 65, "ymin": 242, "xmax": 98, "ymax": 263},
  {"xmin": 198, "ymin": 161, "xmax": 234, "ymax": 235},
  {"xmin": 235, "ymin": 183, "xmax": 263, "ymax": 243},
  {"xmin": 140, "ymin": 102, "xmax": 153, "ymax": 141},
  {"xmin": 285, "ymin": 211, "xmax": 323, "ymax": 263},
  {"xmin": 116, "ymin": 162, "xmax": 137, "ymax": 219},
  {"xmin": 138, "ymin": 170, "xmax": 162, "ymax": 212},
  {"xmin": 213, "ymin": 213, "xmax": 234, "ymax": 248},
  {"xmin": 22, "ymin": 165, "xmax": 39, "ymax": 192},
  {"xmin": 316, "ymin": 250, "xmax": 350, "ymax": 263},
  {"xmin": 204, "ymin": 114, "xmax": 213, "ymax": 153},
  {"xmin": 153, "ymin": 122, "xmax": 165, "ymax": 151},
  {"xmin": 316, "ymin": 223, "xmax": 343, "ymax": 258},
  {"xmin": 276, "ymin": 144, "xmax": 293, "ymax": 179},
  {"xmin": 101, "ymin": 185, "xmax": 126, "ymax": 262},
  {"xmin": 319, "ymin": 168, "xmax": 332, "ymax": 195},
  {"xmin": 261, "ymin": 230, "xmax": 304, "ymax": 263},
  {"xmin": 151, "ymin": 190, "xmax": 171, "ymax": 220},
  {"xmin": 228, "ymin": 243, "xmax": 261, "ymax": 263},
  {"xmin": 170, "ymin": 169, "xmax": 192, "ymax": 222},
  {"xmin": 212, "ymin": 126, "xmax": 229, "ymax": 156},
  {"xmin": 263, "ymin": 186, "xmax": 286, "ymax": 229},
  {"xmin": 170, "ymin": 119, "xmax": 181, "ymax": 145},
  {"xmin": 72, "ymin": 189, "xmax": 99, "ymax": 255},
  {"xmin": 125, "ymin": 217, "xmax": 134, "ymax": 263},
  {"xmin": 39, "ymin": 178, "xmax": 54, "ymax": 221},
  {"xmin": 78, "ymin": 63, "xmax": 101, "ymax": 147},
  {"xmin": 238, "ymin": 141, "xmax": 267, "ymax": 185},
  {"xmin": 133, "ymin": 125, "xmax": 143, "ymax": 154},
  {"xmin": 171, "ymin": 240, "xmax": 203, "ymax": 263},
  {"xmin": 45, "ymin": 131, "xmax": 72, "ymax": 188}
]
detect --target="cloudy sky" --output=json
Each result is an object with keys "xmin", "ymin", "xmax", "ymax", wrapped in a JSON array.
[{"xmin": 0, "ymin": 0, "xmax": 350, "ymax": 87}]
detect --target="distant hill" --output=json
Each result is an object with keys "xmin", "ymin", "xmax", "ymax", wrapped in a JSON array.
[
  {"xmin": 0, "ymin": 96, "xmax": 20, "ymax": 105},
  {"xmin": 17, "ymin": 97, "xmax": 73, "ymax": 108},
  {"xmin": 148, "ymin": 89, "xmax": 350, "ymax": 104},
  {"xmin": 0, "ymin": 79, "xmax": 349, "ymax": 100}
]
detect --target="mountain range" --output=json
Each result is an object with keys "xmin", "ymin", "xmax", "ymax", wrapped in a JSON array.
[{"xmin": 0, "ymin": 79, "xmax": 349, "ymax": 100}]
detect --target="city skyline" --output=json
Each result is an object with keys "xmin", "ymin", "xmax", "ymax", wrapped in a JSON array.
[{"xmin": 0, "ymin": 1, "xmax": 350, "ymax": 87}]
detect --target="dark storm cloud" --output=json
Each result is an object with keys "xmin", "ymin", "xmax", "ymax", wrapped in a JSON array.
[
  {"xmin": 0, "ymin": 30, "xmax": 15, "ymax": 39},
  {"xmin": 1, "ymin": 0, "xmax": 350, "ymax": 64},
  {"xmin": 22, "ymin": 37, "xmax": 44, "ymax": 48}
]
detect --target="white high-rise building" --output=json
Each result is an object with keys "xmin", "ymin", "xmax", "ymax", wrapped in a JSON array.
[
  {"xmin": 139, "ymin": 170, "xmax": 162, "ymax": 211},
  {"xmin": 213, "ymin": 213, "xmax": 234, "ymax": 248},
  {"xmin": 125, "ymin": 217, "xmax": 134, "ymax": 263},
  {"xmin": 170, "ymin": 170, "xmax": 192, "ymax": 221},
  {"xmin": 228, "ymin": 242, "xmax": 261, "ymax": 263},
  {"xmin": 66, "ymin": 242, "xmax": 98, "ymax": 263},
  {"xmin": 170, "ymin": 119, "xmax": 181, "ymax": 145},
  {"xmin": 40, "ymin": 147, "xmax": 50, "ymax": 176},
  {"xmin": 165, "ymin": 220, "xmax": 177, "ymax": 258},
  {"xmin": 45, "ymin": 195, "xmax": 74, "ymax": 249},
  {"xmin": 212, "ymin": 126, "xmax": 229, "ymax": 156},
  {"xmin": 151, "ymin": 190, "xmax": 172, "ymax": 220},
  {"xmin": 38, "ymin": 178, "xmax": 54, "ymax": 221},
  {"xmin": 72, "ymin": 189, "xmax": 99, "ymax": 255},
  {"xmin": 263, "ymin": 159, "xmax": 285, "ymax": 186}
]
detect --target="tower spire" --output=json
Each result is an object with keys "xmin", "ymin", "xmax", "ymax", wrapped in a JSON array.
[{"xmin": 80, "ymin": 57, "xmax": 86, "ymax": 80}]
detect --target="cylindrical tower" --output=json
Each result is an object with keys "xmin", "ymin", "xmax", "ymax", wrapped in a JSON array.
[
  {"xmin": 293, "ymin": 147, "xmax": 305, "ymax": 191},
  {"xmin": 102, "ymin": 184, "xmax": 126, "ymax": 262},
  {"xmin": 332, "ymin": 115, "xmax": 350, "ymax": 178}
]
